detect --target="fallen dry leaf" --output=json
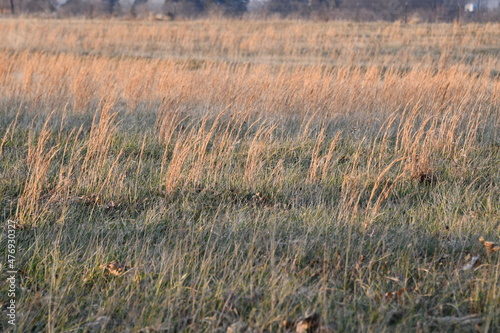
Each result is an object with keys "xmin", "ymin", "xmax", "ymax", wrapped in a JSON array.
[
  {"xmin": 105, "ymin": 201, "xmax": 119, "ymax": 209},
  {"xmin": 461, "ymin": 255, "xmax": 480, "ymax": 271},
  {"xmin": 101, "ymin": 261, "xmax": 129, "ymax": 276},
  {"xmin": 227, "ymin": 321, "xmax": 254, "ymax": 333},
  {"xmin": 295, "ymin": 312, "xmax": 320, "ymax": 333},
  {"xmin": 479, "ymin": 237, "xmax": 500, "ymax": 253},
  {"xmin": 384, "ymin": 288, "xmax": 406, "ymax": 300}
]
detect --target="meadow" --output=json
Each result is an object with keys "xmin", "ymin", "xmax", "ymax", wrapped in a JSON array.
[{"xmin": 0, "ymin": 18, "xmax": 499, "ymax": 332}]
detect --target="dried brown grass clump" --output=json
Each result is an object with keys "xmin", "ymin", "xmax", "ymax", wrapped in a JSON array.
[
  {"xmin": 479, "ymin": 237, "xmax": 500, "ymax": 253},
  {"xmin": 16, "ymin": 114, "xmax": 60, "ymax": 226}
]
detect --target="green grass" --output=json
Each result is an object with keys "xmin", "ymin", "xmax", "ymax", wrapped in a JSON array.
[
  {"xmin": 0, "ymin": 18, "xmax": 499, "ymax": 333},
  {"xmin": 1, "ymin": 107, "xmax": 498, "ymax": 332}
]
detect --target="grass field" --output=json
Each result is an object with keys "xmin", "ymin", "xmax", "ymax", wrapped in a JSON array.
[{"xmin": 0, "ymin": 18, "xmax": 499, "ymax": 332}]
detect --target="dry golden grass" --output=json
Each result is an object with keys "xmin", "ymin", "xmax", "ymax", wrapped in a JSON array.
[
  {"xmin": 0, "ymin": 18, "xmax": 498, "ymax": 332},
  {"xmin": 1, "ymin": 19, "xmax": 499, "ymax": 116}
]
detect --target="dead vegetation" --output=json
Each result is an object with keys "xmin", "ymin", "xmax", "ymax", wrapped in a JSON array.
[{"xmin": 0, "ymin": 18, "xmax": 499, "ymax": 332}]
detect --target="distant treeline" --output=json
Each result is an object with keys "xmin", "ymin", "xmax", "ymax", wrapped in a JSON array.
[{"xmin": 2, "ymin": 0, "xmax": 499, "ymax": 22}]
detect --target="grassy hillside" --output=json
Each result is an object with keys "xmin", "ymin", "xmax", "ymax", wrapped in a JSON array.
[{"xmin": 0, "ymin": 18, "xmax": 499, "ymax": 332}]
